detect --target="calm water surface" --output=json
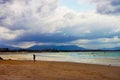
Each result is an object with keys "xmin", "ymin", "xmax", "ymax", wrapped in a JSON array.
[{"xmin": 1, "ymin": 52, "xmax": 120, "ymax": 66}]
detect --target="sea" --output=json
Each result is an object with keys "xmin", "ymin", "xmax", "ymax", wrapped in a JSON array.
[{"xmin": 0, "ymin": 52, "xmax": 120, "ymax": 66}]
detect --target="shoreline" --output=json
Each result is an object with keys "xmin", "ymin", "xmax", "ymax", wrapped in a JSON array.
[
  {"xmin": 2, "ymin": 59, "xmax": 120, "ymax": 67},
  {"xmin": 1, "ymin": 60, "xmax": 119, "ymax": 67},
  {"xmin": 0, "ymin": 52, "xmax": 120, "ymax": 67},
  {"xmin": 0, "ymin": 60, "xmax": 120, "ymax": 80}
]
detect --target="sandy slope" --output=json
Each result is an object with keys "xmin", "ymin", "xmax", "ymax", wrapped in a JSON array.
[{"xmin": 0, "ymin": 60, "xmax": 120, "ymax": 80}]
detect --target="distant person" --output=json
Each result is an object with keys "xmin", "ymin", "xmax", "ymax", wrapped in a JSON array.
[{"xmin": 33, "ymin": 54, "xmax": 36, "ymax": 62}]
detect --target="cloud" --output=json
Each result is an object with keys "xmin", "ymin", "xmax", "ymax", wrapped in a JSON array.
[
  {"xmin": 14, "ymin": 33, "xmax": 79, "ymax": 43},
  {"xmin": 71, "ymin": 36, "xmax": 120, "ymax": 49},
  {"xmin": 0, "ymin": 0, "xmax": 84, "ymax": 39},
  {"xmin": 0, "ymin": 0, "xmax": 11, "ymax": 4},
  {"xmin": 73, "ymin": 36, "xmax": 120, "ymax": 44},
  {"xmin": 0, "ymin": 26, "xmax": 23, "ymax": 40},
  {"xmin": 12, "ymin": 42, "xmax": 37, "ymax": 49},
  {"xmin": 0, "ymin": 0, "xmax": 81, "ymax": 34},
  {"xmin": 62, "ymin": 12, "xmax": 120, "ymax": 38},
  {"xmin": 0, "ymin": 0, "xmax": 120, "ymax": 49},
  {"xmin": 92, "ymin": 0, "xmax": 120, "ymax": 15}
]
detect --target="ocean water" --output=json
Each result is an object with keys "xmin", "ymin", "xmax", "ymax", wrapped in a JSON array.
[{"xmin": 0, "ymin": 52, "xmax": 120, "ymax": 66}]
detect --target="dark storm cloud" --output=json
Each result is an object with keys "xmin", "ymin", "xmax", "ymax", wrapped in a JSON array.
[
  {"xmin": 92, "ymin": 0, "xmax": 120, "ymax": 15},
  {"xmin": 111, "ymin": 0, "xmax": 120, "ymax": 6},
  {"xmin": 14, "ymin": 33, "xmax": 80, "ymax": 43},
  {"xmin": 0, "ymin": 0, "xmax": 11, "ymax": 4}
]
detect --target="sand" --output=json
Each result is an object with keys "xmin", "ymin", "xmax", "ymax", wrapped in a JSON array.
[{"xmin": 0, "ymin": 60, "xmax": 120, "ymax": 80}]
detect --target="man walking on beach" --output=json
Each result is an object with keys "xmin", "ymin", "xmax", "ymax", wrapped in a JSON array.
[{"xmin": 33, "ymin": 54, "xmax": 36, "ymax": 62}]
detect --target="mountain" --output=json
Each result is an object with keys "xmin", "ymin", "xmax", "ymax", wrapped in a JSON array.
[
  {"xmin": 102, "ymin": 47, "xmax": 120, "ymax": 50},
  {"xmin": 28, "ymin": 45, "xmax": 86, "ymax": 50},
  {"xmin": 0, "ymin": 45, "xmax": 20, "ymax": 50}
]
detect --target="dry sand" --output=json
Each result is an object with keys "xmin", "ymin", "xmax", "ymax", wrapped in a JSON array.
[{"xmin": 0, "ymin": 60, "xmax": 120, "ymax": 80}]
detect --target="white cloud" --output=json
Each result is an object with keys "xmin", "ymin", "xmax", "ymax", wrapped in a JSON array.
[
  {"xmin": 12, "ymin": 42, "xmax": 37, "ymax": 49},
  {"xmin": 0, "ymin": 0, "xmax": 120, "ymax": 35},
  {"xmin": 0, "ymin": 27, "xmax": 24, "ymax": 40},
  {"xmin": 98, "ymin": 36, "xmax": 120, "ymax": 43},
  {"xmin": 71, "ymin": 36, "xmax": 120, "ymax": 49},
  {"xmin": 61, "ymin": 11, "xmax": 120, "ymax": 37}
]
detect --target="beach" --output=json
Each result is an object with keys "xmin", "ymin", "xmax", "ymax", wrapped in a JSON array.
[{"xmin": 0, "ymin": 60, "xmax": 120, "ymax": 80}]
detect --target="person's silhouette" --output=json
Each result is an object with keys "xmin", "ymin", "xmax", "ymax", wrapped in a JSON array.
[{"xmin": 33, "ymin": 54, "xmax": 36, "ymax": 62}]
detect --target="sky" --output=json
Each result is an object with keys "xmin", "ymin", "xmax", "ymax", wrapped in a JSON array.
[{"xmin": 0, "ymin": 0, "xmax": 120, "ymax": 49}]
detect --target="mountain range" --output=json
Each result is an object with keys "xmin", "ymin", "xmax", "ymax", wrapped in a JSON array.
[
  {"xmin": 28, "ymin": 45, "xmax": 86, "ymax": 50},
  {"xmin": 0, "ymin": 45, "xmax": 120, "ymax": 50}
]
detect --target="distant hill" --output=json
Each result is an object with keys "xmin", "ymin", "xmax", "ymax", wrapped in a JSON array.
[
  {"xmin": 1, "ymin": 44, "xmax": 120, "ymax": 51},
  {"xmin": 28, "ymin": 45, "xmax": 86, "ymax": 50}
]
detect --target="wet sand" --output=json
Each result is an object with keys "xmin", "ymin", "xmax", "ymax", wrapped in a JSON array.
[{"xmin": 0, "ymin": 60, "xmax": 120, "ymax": 80}]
